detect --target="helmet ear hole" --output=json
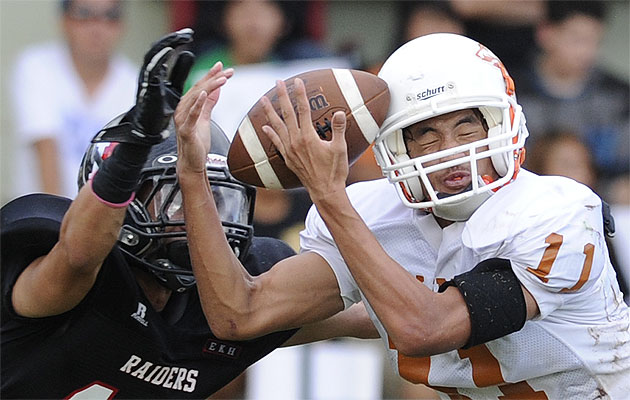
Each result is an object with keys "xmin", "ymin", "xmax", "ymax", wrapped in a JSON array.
[
  {"xmin": 386, "ymin": 129, "xmax": 424, "ymax": 202},
  {"xmin": 396, "ymin": 152, "xmax": 424, "ymax": 202},
  {"xmin": 385, "ymin": 128, "xmax": 407, "ymax": 158},
  {"xmin": 488, "ymin": 125, "xmax": 509, "ymax": 176},
  {"xmin": 480, "ymin": 106, "xmax": 510, "ymax": 177}
]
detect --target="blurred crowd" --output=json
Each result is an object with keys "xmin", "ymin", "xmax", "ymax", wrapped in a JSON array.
[{"xmin": 3, "ymin": 1, "xmax": 628, "ymax": 399}]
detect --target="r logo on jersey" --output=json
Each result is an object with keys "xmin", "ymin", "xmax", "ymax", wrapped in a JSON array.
[{"xmin": 131, "ymin": 302, "xmax": 149, "ymax": 327}]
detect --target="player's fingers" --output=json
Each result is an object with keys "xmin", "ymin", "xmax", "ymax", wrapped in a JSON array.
[
  {"xmin": 179, "ymin": 66, "xmax": 230, "ymax": 115},
  {"xmin": 176, "ymin": 90, "xmax": 207, "ymax": 141},
  {"xmin": 184, "ymin": 62, "xmax": 221, "ymax": 98},
  {"xmin": 195, "ymin": 61, "xmax": 232, "ymax": 89},
  {"xmin": 275, "ymin": 80, "xmax": 299, "ymax": 134},
  {"xmin": 183, "ymin": 62, "xmax": 223, "ymax": 107},
  {"xmin": 202, "ymin": 87, "xmax": 221, "ymax": 122},
  {"xmin": 143, "ymin": 44, "xmax": 173, "ymax": 81},
  {"xmin": 261, "ymin": 96, "xmax": 289, "ymax": 144},
  {"xmin": 206, "ymin": 86, "xmax": 221, "ymax": 107},
  {"xmin": 293, "ymin": 78, "xmax": 314, "ymax": 140},
  {"xmin": 262, "ymin": 125, "xmax": 286, "ymax": 158},
  {"xmin": 331, "ymin": 111, "xmax": 347, "ymax": 149},
  {"xmin": 175, "ymin": 86, "xmax": 200, "ymax": 126},
  {"xmin": 196, "ymin": 94, "xmax": 213, "ymax": 151}
]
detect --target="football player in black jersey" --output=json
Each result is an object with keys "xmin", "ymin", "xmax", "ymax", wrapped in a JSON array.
[{"xmin": 1, "ymin": 29, "xmax": 373, "ymax": 399}]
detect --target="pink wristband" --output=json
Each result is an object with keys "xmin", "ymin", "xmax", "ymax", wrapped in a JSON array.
[{"xmin": 89, "ymin": 178, "xmax": 135, "ymax": 208}]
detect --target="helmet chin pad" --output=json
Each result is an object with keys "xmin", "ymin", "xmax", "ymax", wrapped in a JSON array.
[{"xmin": 432, "ymin": 188, "xmax": 493, "ymax": 221}]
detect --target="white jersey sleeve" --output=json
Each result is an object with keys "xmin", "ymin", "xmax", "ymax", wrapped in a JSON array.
[
  {"xmin": 300, "ymin": 178, "xmax": 413, "ymax": 309},
  {"xmin": 300, "ymin": 203, "xmax": 360, "ymax": 308}
]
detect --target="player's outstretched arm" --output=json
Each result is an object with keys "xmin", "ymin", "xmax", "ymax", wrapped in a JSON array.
[
  {"xmin": 11, "ymin": 30, "xmax": 195, "ymax": 318},
  {"xmin": 175, "ymin": 71, "xmax": 344, "ymax": 341}
]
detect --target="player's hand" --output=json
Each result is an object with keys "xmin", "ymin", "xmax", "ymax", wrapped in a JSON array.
[
  {"xmin": 261, "ymin": 78, "xmax": 349, "ymax": 202},
  {"xmin": 93, "ymin": 28, "xmax": 195, "ymax": 146},
  {"xmin": 131, "ymin": 28, "xmax": 195, "ymax": 139},
  {"xmin": 175, "ymin": 61, "xmax": 233, "ymax": 175}
]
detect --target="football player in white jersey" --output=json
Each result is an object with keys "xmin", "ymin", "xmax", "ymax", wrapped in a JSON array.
[{"xmin": 175, "ymin": 33, "xmax": 630, "ymax": 399}]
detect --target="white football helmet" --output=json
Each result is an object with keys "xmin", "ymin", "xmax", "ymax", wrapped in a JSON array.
[{"xmin": 373, "ymin": 33, "xmax": 528, "ymax": 221}]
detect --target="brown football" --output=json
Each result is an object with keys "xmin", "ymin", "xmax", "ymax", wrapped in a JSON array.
[{"xmin": 227, "ymin": 68, "xmax": 390, "ymax": 189}]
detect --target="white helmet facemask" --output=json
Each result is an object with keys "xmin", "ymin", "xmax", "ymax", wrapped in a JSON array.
[{"xmin": 373, "ymin": 33, "xmax": 528, "ymax": 221}]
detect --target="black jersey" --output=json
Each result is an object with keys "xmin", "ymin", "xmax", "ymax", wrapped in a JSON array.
[{"xmin": 1, "ymin": 194, "xmax": 297, "ymax": 399}]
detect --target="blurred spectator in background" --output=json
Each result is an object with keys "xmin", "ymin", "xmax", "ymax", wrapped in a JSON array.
[
  {"xmin": 526, "ymin": 131, "xmax": 629, "ymax": 304},
  {"xmin": 526, "ymin": 130, "xmax": 599, "ymax": 191},
  {"xmin": 449, "ymin": 0, "xmax": 545, "ymax": 72},
  {"xmin": 185, "ymin": 0, "xmax": 331, "ymax": 91},
  {"xmin": 397, "ymin": 1, "xmax": 466, "ymax": 48},
  {"xmin": 9, "ymin": 0, "xmax": 137, "ymax": 199},
  {"xmin": 365, "ymin": 1, "xmax": 465, "ymax": 76},
  {"xmin": 609, "ymin": 174, "xmax": 630, "ymax": 306},
  {"xmin": 513, "ymin": 1, "xmax": 629, "ymax": 185},
  {"xmin": 179, "ymin": 0, "xmax": 349, "ymax": 258},
  {"xmin": 182, "ymin": 0, "xmax": 348, "ymax": 141},
  {"xmin": 352, "ymin": 1, "xmax": 465, "ymax": 186}
]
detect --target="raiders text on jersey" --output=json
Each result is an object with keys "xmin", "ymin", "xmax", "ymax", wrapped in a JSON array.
[{"xmin": 119, "ymin": 355, "xmax": 198, "ymax": 393}]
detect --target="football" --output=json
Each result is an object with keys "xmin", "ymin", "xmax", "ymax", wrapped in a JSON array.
[{"xmin": 227, "ymin": 68, "xmax": 390, "ymax": 189}]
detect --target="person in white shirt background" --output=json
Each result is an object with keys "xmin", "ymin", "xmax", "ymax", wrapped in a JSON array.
[{"xmin": 9, "ymin": 0, "xmax": 137, "ymax": 199}]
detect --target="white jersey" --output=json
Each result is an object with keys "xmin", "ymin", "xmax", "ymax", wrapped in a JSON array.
[{"xmin": 300, "ymin": 170, "xmax": 630, "ymax": 399}]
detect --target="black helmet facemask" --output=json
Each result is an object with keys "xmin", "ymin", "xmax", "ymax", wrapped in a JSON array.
[{"xmin": 79, "ymin": 119, "xmax": 256, "ymax": 292}]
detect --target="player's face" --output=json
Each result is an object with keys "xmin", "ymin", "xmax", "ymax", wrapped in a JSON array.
[
  {"xmin": 539, "ymin": 14, "xmax": 604, "ymax": 78},
  {"xmin": 62, "ymin": 0, "xmax": 124, "ymax": 65},
  {"xmin": 403, "ymin": 109, "xmax": 499, "ymax": 197},
  {"xmin": 223, "ymin": 0, "xmax": 285, "ymax": 64},
  {"xmin": 136, "ymin": 181, "xmax": 187, "ymax": 241}
]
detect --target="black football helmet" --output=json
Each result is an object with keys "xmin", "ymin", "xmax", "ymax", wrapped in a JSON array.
[{"xmin": 78, "ymin": 119, "xmax": 256, "ymax": 292}]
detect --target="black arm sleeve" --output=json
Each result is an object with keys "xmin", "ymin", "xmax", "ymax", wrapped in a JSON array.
[{"xmin": 438, "ymin": 258, "xmax": 527, "ymax": 349}]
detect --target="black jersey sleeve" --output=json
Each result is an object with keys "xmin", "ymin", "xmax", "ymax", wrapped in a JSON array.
[
  {"xmin": 242, "ymin": 236, "xmax": 297, "ymax": 276},
  {"xmin": 1, "ymin": 194, "xmax": 72, "ymax": 319}
]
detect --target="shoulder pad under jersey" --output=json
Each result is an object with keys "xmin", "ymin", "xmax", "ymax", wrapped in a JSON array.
[
  {"xmin": 1, "ymin": 193, "xmax": 71, "ymax": 258},
  {"xmin": 243, "ymin": 237, "xmax": 296, "ymax": 276}
]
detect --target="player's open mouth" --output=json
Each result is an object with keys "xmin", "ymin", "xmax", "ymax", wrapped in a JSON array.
[{"xmin": 442, "ymin": 170, "xmax": 471, "ymax": 191}]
